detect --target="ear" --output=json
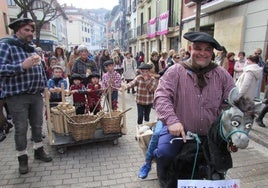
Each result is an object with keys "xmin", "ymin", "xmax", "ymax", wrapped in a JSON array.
[{"xmin": 228, "ymin": 87, "xmax": 239, "ymax": 105}]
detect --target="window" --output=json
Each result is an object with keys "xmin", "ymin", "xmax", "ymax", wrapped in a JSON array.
[
  {"xmin": 7, "ymin": 0, "xmax": 16, "ymax": 6},
  {"xmin": 41, "ymin": 22, "xmax": 50, "ymax": 31},
  {"xmin": 52, "ymin": 24, "xmax": 56, "ymax": 35}
]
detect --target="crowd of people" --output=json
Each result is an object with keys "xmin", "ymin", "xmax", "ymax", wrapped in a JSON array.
[{"xmin": 0, "ymin": 18, "xmax": 267, "ymax": 183}]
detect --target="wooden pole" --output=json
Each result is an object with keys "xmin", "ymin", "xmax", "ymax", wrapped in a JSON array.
[
  {"xmin": 195, "ymin": 0, "xmax": 201, "ymax": 31},
  {"xmin": 121, "ymin": 86, "xmax": 127, "ymax": 135},
  {"xmin": 108, "ymin": 86, "xmax": 112, "ymax": 118},
  {"xmin": 44, "ymin": 88, "xmax": 54, "ymax": 145},
  {"xmin": 61, "ymin": 83, "xmax": 66, "ymax": 103}
]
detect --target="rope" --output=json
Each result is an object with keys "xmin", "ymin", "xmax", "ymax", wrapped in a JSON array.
[
  {"xmin": 191, "ymin": 133, "xmax": 201, "ymax": 179},
  {"xmin": 219, "ymin": 112, "xmax": 249, "ymax": 142}
]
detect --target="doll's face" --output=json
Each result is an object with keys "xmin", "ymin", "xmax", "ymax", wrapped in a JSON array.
[
  {"xmin": 91, "ymin": 77, "xmax": 99, "ymax": 84},
  {"xmin": 73, "ymin": 79, "xmax": 81, "ymax": 85}
]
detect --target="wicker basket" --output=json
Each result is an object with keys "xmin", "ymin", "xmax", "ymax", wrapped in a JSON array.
[
  {"xmin": 51, "ymin": 103, "xmax": 75, "ymax": 134},
  {"xmin": 67, "ymin": 115, "xmax": 100, "ymax": 141},
  {"xmin": 99, "ymin": 111, "xmax": 123, "ymax": 134}
]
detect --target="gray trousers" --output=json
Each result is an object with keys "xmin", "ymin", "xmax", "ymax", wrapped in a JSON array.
[{"xmin": 5, "ymin": 93, "xmax": 43, "ymax": 151}]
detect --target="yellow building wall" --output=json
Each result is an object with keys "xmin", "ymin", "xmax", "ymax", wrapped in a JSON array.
[
  {"xmin": 0, "ymin": 0, "xmax": 10, "ymax": 38},
  {"xmin": 214, "ymin": 16, "xmax": 245, "ymax": 54}
]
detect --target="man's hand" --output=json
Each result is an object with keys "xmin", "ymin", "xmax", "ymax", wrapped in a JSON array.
[
  {"xmin": 22, "ymin": 55, "xmax": 40, "ymax": 69},
  {"xmin": 167, "ymin": 122, "xmax": 186, "ymax": 143}
]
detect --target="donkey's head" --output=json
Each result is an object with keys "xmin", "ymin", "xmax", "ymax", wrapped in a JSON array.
[{"xmin": 220, "ymin": 88, "xmax": 258, "ymax": 152}]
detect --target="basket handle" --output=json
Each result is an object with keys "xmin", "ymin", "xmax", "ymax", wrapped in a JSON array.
[
  {"xmin": 93, "ymin": 113, "xmax": 105, "ymax": 124},
  {"xmin": 55, "ymin": 106, "xmax": 77, "ymax": 123},
  {"xmin": 118, "ymin": 108, "xmax": 132, "ymax": 117}
]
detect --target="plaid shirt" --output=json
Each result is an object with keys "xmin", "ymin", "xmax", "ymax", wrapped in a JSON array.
[
  {"xmin": 127, "ymin": 75, "xmax": 157, "ymax": 105},
  {"xmin": 0, "ymin": 36, "xmax": 47, "ymax": 98},
  {"xmin": 102, "ymin": 71, "xmax": 122, "ymax": 90}
]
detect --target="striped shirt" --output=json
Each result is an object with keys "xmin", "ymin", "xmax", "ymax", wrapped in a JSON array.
[
  {"xmin": 0, "ymin": 36, "xmax": 47, "ymax": 98},
  {"xmin": 127, "ymin": 75, "xmax": 157, "ymax": 105},
  {"xmin": 154, "ymin": 62, "xmax": 235, "ymax": 135}
]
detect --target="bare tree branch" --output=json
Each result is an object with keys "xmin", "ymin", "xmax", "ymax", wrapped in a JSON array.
[{"xmin": 13, "ymin": 0, "xmax": 66, "ymax": 46}]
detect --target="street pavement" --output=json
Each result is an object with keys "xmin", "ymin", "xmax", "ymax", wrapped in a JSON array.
[{"xmin": 0, "ymin": 92, "xmax": 268, "ymax": 188}]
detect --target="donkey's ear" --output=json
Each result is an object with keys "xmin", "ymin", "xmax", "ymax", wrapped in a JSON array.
[{"xmin": 228, "ymin": 87, "xmax": 239, "ymax": 104}]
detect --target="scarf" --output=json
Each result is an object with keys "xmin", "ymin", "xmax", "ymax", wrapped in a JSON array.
[
  {"xmin": 0, "ymin": 37, "xmax": 35, "ymax": 53},
  {"xmin": 182, "ymin": 60, "xmax": 218, "ymax": 91},
  {"xmin": 52, "ymin": 77, "xmax": 63, "ymax": 86}
]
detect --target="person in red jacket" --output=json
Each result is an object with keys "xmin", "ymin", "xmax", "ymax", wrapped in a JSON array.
[
  {"xmin": 87, "ymin": 72, "xmax": 102, "ymax": 115},
  {"xmin": 70, "ymin": 73, "xmax": 87, "ymax": 114}
]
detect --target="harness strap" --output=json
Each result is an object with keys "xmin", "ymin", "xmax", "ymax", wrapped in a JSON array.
[
  {"xmin": 219, "ymin": 117, "xmax": 249, "ymax": 142},
  {"xmin": 191, "ymin": 133, "xmax": 201, "ymax": 179}
]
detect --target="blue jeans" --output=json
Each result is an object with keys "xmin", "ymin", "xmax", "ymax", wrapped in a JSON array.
[
  {"xmin": 107, "ymin": 90, "xmax": 118, "ymax": 110},
  {"xmin": 5, "ymin": 93, "xmax": 43, "ymax": 151},
  {"xmin": 153, "ymin": 126, "xmax": 184, "ymax": 180},
  {"xmin": 145, "ymin": 120, "xmax": 163, "ymax": 163},
  {"xmin": 137, "ymin": 103, "xmax": 152, "ymax": 124}
]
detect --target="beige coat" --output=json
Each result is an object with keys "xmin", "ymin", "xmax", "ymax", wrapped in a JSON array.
[{"xmin": 236, "ymin": 63, "xmax": 263, "ymax": 100}]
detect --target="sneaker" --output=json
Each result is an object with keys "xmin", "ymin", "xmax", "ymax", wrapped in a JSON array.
[
  {"xmin": 138, "ymin": 163, "xmax": 151, "ymax": 179},
  {"xmin": 256, "ymin": 118, "xmax": 266, "ymax": 127}
]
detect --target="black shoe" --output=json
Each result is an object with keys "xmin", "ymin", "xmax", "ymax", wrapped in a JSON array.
[
  {"xmin": 0, "ymin": 130, "xmax": 6, "ymax": 142},
  {"xmin": 256, "ymin": 118, "xmax": 266, "ymax": 127},
  {"xmin": 18, "ymin": 155, "xmax": 28, "ymax": 174},
  {"xmin": 34, "ymin": 147, "xmax": 52, "ymax": 162},
  {"xmin": 132, "ymin": 90, "xmax": 136, "ymax": 94}
]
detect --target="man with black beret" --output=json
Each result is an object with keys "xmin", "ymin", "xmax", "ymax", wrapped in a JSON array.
[
  {"xmin": 0, "ymin": 18, "xmax": 52, "ymax": 174},
  {"xmin": 153, "ymin": 31, "xmax": 235, "ymax": 185}
]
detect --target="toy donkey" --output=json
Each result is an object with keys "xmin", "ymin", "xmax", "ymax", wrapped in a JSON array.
[{"xmin": 160, "ymin": 88, "xmax": 262, "ymax": 188}]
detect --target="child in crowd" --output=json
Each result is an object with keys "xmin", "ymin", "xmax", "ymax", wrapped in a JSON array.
[
  {"xmin": 70, "ymin": 73, "xmax": 87, "ymax": 114},
  {"xmin": 87, "ymin": 72, "xmax": 102, "ymax": 115},
  {"xmin": 46, "ymin": 56, "xmax": 59, "ymax": 79},
  {"xmin": 47, "ymin": 65, "xmax": 68, "ymax": 106},
  {"xmin": 102, "ymin": 60, "xmax": 122, "ymax": 110},
  {"xmin": 125, "ymin": 63, "xmax": 157, "ymax": 125}
]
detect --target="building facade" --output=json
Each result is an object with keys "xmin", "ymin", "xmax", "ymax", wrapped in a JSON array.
[
  {"xmin": 7, "ymin": 0, "xmax": 68, "ymax": 52},
  {"xmin": 0, "ymin": 0, "xmax": 10, "ymax": 38},
  {"xmin": 181, "ymin": 0, "xmax": 268, "ymax": 60}
]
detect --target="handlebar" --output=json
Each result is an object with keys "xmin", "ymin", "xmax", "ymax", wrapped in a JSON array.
[{"xmin": 170, "ymin": 131, "xmax": 201, "ymax": 144}]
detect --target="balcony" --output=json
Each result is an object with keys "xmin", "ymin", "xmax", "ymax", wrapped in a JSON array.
[
  {"xmin": 201, "ymin": 0, "xmax": 244, "ymax": 13},
  {"xmin": 127, "ymin": 28, "xmax": 137, "ymax": 43}
]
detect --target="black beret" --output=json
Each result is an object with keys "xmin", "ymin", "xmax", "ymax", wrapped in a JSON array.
[
  {"xmin": 71, "ymin": 73, "xmax": 83, "ymax": 80},
  {"xmin": 8, "ymin": 18, "xmax": 34, "ymax": 31},
  {"xmin": 183, "ymin": 31, "xmax": 222, "ymax": 51},
  {"xmin": 104, "ymin": 60, "xmax": 114, "ymax": 66},
  {"xmin": 138, "ymin": 63, "xmax": 152, "ymax": 70},
  {"xmin": 88, "ymin": 72, "xmax": 100, "ymax": 79}
]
